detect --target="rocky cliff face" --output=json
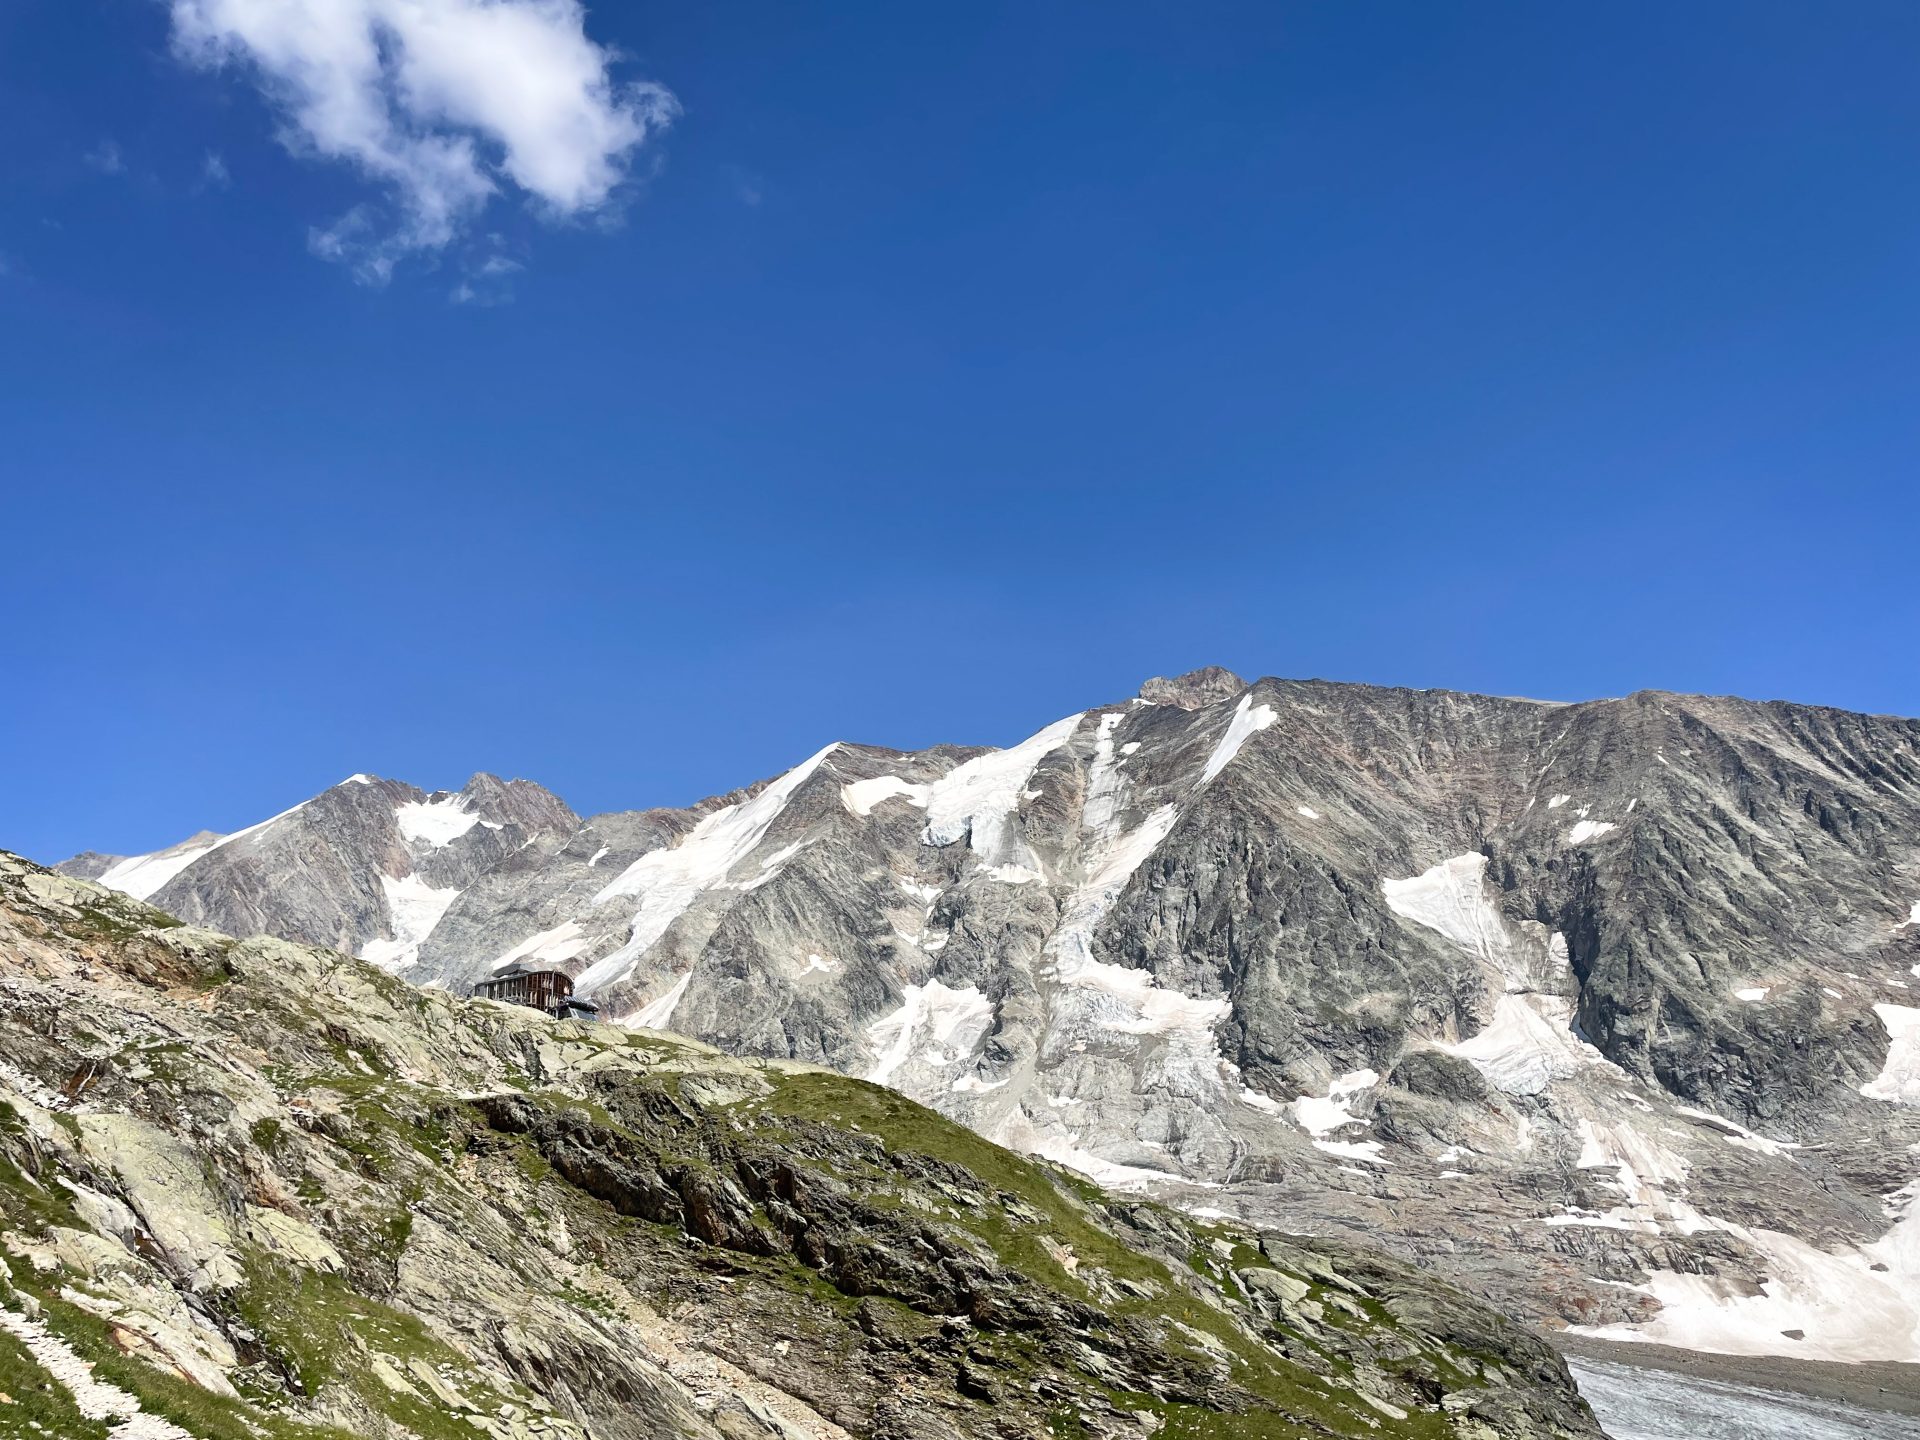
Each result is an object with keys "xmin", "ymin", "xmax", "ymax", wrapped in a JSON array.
[
  {"xmin": 57, "ymin": 673, "xmax": 1920, "ymax": 1362},
  {"xmin": 0, "ymin": 853, "xmax": 1601, "ymax": 1440}
]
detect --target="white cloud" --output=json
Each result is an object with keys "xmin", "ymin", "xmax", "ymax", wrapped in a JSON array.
[
  {"xmin": 201, "ymin": 151, "xmax": 232, "ymax": 188},
  {"xmin": 84, "ymin": 140, "xmax": 126, "ymax": 175},
  {"xmin": 166, "ymin": 0, "xmax": 677, "ymax": 280},
  {"xmin": 450, "ymin": 249, "xmax": 523, "ymax": 305}
]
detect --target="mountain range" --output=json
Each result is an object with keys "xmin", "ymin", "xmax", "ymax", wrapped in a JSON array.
[
  {"xmin": 0, "ymin": 849, "xmax": 1603, "ymax": 1439},
  {"xmin": 56, "ymin": 669, "xmax": 1920, "ymax": 1366}
]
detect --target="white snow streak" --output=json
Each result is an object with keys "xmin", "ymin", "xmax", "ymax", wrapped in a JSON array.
[
  {"xmin": 624, "ymin": 969, "xmax": 694, "ymax": 1030},
  {"xmin": 1198, "ymin": 693, "xmax": 1276, "ymax": 786},
  {"xmin": 579, "ymin": 744, "xmax": 837, "ymax": 992},
  {"xmin": 93, "ymin": 785, "xmax": 329, "ymax": 901},
  {"xmin": 841, "ymin": 775, "xmax": 931, "ymax": 817},
  {"xmin": 1736, "ymin": 987, "xmax": 1770, "ymax": 1002},
  {"xmin": 491, "ymin": 920, "xmax": 587, "ymax": 972},
  {"xmin": 95, "ymin": 839, "xmax": 222, "ymax": 901},
  {"xmin": 921, "ymin": 713, "xmax": 1082, "ymax": 864},
  {"xmin": 1568, "ymin": 819, "xmax": 1618, "ymax": 845}
]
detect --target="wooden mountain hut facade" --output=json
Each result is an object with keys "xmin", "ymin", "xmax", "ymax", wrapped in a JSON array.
[{"xmin": 471, "ymin": 963, "xmax": 599, "ymax": 1022}]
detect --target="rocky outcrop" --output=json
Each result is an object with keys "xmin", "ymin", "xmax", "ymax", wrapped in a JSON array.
[{"xmin": 0, "ymin": 853, "xmax": 1600, "ymax": 1439}]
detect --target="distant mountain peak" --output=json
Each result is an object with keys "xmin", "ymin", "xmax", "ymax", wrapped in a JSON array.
[{"xmin": 1138, "ymin": 665, "xmax": 1245, "ymax": 709}]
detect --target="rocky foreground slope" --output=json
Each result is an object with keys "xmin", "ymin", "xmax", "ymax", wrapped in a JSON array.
[
  {"xmin": 0, "ymin": 853, "xmax": 1601, "ymax": 1439},
  {"xmin": 59, "ymin": 671, "xmax": 1920, "ymax": 1361}
]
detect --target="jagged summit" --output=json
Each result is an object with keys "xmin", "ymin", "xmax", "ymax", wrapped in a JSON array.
[{"xmin": 1138, "ymin": 665, "xmax": 1245, "ymax": 708}]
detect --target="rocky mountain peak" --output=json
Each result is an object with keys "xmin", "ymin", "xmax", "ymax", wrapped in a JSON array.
[
  {"xmin": 458, "ymin": 771, "xmax": 581, "ymax": 831},
  {"xmin": 1138, "ymin": 665, "xmax": 1246, "ymax": 709}
]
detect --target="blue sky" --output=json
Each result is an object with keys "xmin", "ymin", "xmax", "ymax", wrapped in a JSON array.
[{"xmin": 3, "ymin": 1, "xmax": 1918, "ymax": 864}]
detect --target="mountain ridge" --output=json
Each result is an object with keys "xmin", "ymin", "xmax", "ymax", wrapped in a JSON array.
[{"xmin": 51, "ymin": 669, "xmax": 1920, "ymax": 1366}]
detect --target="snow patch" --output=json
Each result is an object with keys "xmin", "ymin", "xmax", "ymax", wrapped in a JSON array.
[
  {"xmin": 1573, "ymin": 1209, "xmax": 1920, "ymax": 1362},
  {"xmin": 94, "ymin": 790, "xmax": 320, "ymax": 901},
  {"xmin": 1383, "ymin": 855, "xmax": 1604, "ymax": 1093},
  {"xmin": 1568, "ymin": 820, "xmax": 1618, "ymax": 845},
  {"xmin": 1861, "ymin": 1005, "xmax": 1920, "ymax": 1106},
  {"xmin": 1736, "ymin": 987, "xmax": 1770, "ymax": 1002},
  {"xmin": 1296, "ymin": 805, "xmax": 1320, "ymax": 819},
  {"xmin": 896, "ymin": 877, "xmax": 942, "ymax": 904},
  {"xmin": 1316, "ymin": 1139, "xmax": 1388, "ymax": 1165},
  {"xmin": 922, "ymin": 713, "xmax": 1082, "ymax": 864},
  {"xmin": 1292, "ymin": 1069, "xmax": 1380, "ymax": 1137},
  {"xmin": 866, "ymin": 981, "xmax": 995, "ymax": 1086},
  {"xmin": 983, "ymin": 863, "xmax": 1043, "ymax": 885},
  {"xmin": 842, "ymin": 775, "xmax": 931, "ymax": 817},
  {"xmin": 396, "ymin": 795, "xmax": 480, "ymax": 848},
  {"xmin": 360, "ymin": 872, "xmax": 461, "ymax": 971},
  {"xmin": 1198, "ymin": 693, "xmax": 1276, "ymax": 785},
  {"xmin": 1548, "ymin": 794, "xmax": 1571, "ymax": 808},
  {"xmin": 1382, "ymin": 854, "xmax": 1513, "ymax": 970},
  {"xmin": 993, "ymin": 1109, "xmax": 1215, "ymax": 1192},
  {"xmin": 1442, "ymin": 993, "xmax": 1608, "ymax": 1095}
]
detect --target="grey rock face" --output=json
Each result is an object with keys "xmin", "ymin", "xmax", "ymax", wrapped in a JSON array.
[{"xmin": 55, "ymin": 672, "xmax": 1920, "ymax": 1358}]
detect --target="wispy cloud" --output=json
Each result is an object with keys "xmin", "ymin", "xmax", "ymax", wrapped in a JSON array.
[
  {"xmin": 450, "ymin": 248, "xmax": 524, "ymax": 306},
  {"xmin": 200, "ymin": 152, "xmax": 232, "ymax": 189},
  {"xmin": 165, "ymin": 0, "xmax": 677, "ymax": 283},
  {"xmin": 83, "ymin": 140, "xmax": 126, "ymax": 175}
]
